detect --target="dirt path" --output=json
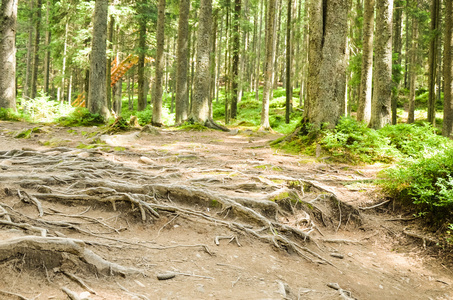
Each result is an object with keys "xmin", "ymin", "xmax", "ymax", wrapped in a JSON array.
[{"xmin": 0, "ymin": 121, "xmax": 452, "ymax": 300}]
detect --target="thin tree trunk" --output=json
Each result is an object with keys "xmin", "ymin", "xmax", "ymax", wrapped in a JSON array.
[
  {"xmin": 137, "ymin": 16, "xmax": 147, "ymax": 111},
  {"xmin": 369, "ymin": 0, "xmax": 393, "ymax": 130},
  {"xmin": 442, "ymin": 0, "xmax": 452, "ymax": 137},
  {"xmin": 88, "ymin": 0, "xmax": 110, "ymax": 119},
  {"xmin": 175, "ymin": 0, "xmax": 190, "ymax": 124},
  {"xmin": 216, "ymin": 14, "xmax": 223, "ymax": 104},
  {"xmin": 231, "ymin": 0, "xmax": 241, "ymax": 119},
  {"xmin": 23, "ymin": 0, "xmax": 34, "ymax": 100},
  {"xmin": 391, "ymin": 0, "xmax": 403, "ymax": 124},
  {"xmin": 255, "ymin": 0, "xmax": 263, "ymax": 102},
  {"xmin": 285, "ymin": 0, "xmax": 292, "ymax": 124},
  {"xmin": 0, "ymin": 0, "xmax": 17, "ymax": 109},
  {"xmin": 43, "ymin": 0, "xmax": 51, "ymax": 96},
  {"xmin": 31, "ymin": 0, "xmax": 42, "ymax": 99},
  {"xmin": 106, "ymin": 15, "xmax": 114, "ymax": 110},
  {"xmin": 152, "ymin": 0, "xmax": 166, "ymax": 126},
  {"xmin": 408, "ymin": 19, "xmax": 418, "ymax": 124},
  {"xmin": 260, "ymin": 0, "xmax": 277, "ymax": 129},
  {"xmin": 357, "ymin": 0, "xmax": 374, "ymax": 124},
  {"xmin": 427, "ymin": 0, "xmax": 440, "ymax": 124},
  {"xmin": 61, "ymin": 22, "xmax": 68, "ymax": 102}
]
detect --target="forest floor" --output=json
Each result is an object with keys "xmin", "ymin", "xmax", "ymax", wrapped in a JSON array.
[{"xmin": 0, "ymin": 120, "xmax": 452, "ymax": 300}]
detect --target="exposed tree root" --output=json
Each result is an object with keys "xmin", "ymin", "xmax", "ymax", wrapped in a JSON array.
[{"xmin": 0, "ymin": 236, "xmax": 142, "ymax": 276}]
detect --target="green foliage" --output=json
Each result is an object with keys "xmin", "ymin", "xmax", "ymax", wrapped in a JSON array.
[
  {"xmin": 379, "ymin": 122, "xmax": 449, "ymax": 158},
  {"xmin": 321, "ymin": 117, "xmax": 397, "ymax": 163},
  {"xmin": 0, "ymin": 108, "xmax": 22, "ymax": 121},
  {"xmin": 177, "ymin": 123, "xmax": 211, "ymax": 131},
  {"xmin": 379, "ymin": 148, "xmax": 453, "ymax": 224},
  {"xmin": 57, "ymin": 107, "xmax": 105, "ymax": 127}
]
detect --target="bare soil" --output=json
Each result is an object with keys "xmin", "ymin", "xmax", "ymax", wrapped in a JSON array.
[{"xmin": 0, "ymin": 120, "xmax": 452, "ymax": 300}]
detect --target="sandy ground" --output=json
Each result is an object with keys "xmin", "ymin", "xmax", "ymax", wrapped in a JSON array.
[{"xmin": 0, "ymin": 120, "xmax": 452, "ymax": 300}]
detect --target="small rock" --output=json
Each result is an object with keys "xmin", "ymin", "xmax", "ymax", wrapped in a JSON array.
[
  {"xmin": 196, "ymin": 284, "xmax": 205, "ymax": 293},
  {"xmin": 157, "ymin": 272, "xmax": 176, "ymax": 280},
  {"xmin": 77, "ymin": 152, "xmax": 91, "ymax": 159},
  {"xmin": 330, "ymin": 253, "xmax": 344, "ymax": 259},
  {"xmin": 139, "ymin": 156, "xmax": 154, "ymax": 164},
  {"xmin": 141, "ymin": 125, "xmax": 161, "ymax": 135},
  {"xmin": 228, "ymin": 129, "xmax": 239, "ymax": 135}
]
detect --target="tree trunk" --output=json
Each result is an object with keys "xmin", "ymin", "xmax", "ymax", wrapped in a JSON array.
[
  {"xmin": 391, "ymin": 0, "xmax": 403, "ymax": 124},
  {"xmin": 442, "ymin": 0, "xmax": 453, "ymax": 137},
  {"xmin": 88, "ymin": 0, "xmax": 110, "ymax": 119},
  {"xmin": 427, "ymin": 0, "xmax": 440, "ymax": 124},
  {"xmin": 357, "ymin": 0, "xmax": 374, "ymax": 125},
  {"xmin": 43, "ymin": 0, "xmax": 51, "ymax": 96},
  {"xmin": 175, "ymin": 0, "xmax": 190, "ymax": 124},
  {"xmin": 60, "ymin": 22, "xmax": 68, "ymax": 102},
  {"xmin": 190, "ymin": 0, "xmax": 213, "ymax": 123},
  {"xmin": 0, "ymin": 0, "xmax": 17, "ymax": 110},
  {"xmin": 152, "ymin": 0, "xmax": 166, "ymax": 126},
  {"xmin": 285, "ymin": 0, "xmax": 292, "ymax": 124},
  {"xmin": 369, "ymin": 0, "xmax": 393, "ymax": 130},
  {"xmin": 260, "ymin": 0, "xmax": 277, "ymax": 130},
  {"xmin": 231, "ymin": 0, "xmax": 241, "ymax": 119},
  {"xmin": 137, "ymin": 16, "xmax": 147, "ymax": 111},
  {"xmin": 106, "ymin": 15, "xmax": 114, "ymax": 110},
  {"xmin": 255, "ymin": 0, "xmax": 264, "ymax": 102},
  {"xmin": 31, "ymin": 0, "xmax": 42, "ymax": 99},
  {"xmin": 407, "ymin": 18, "xmax": 418, "ymax": 124},
  {"xmin": 304, "ymin": 0, "xmax": 349, "ymax": 129}
]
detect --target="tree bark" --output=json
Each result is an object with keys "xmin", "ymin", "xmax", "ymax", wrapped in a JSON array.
[
  {"xmin": 152, "ymin": 0, "xmax": 166, "ymax": 126},
  {"xmin": 175, "ymin": 0, "xmax": 190, "ymax": 124},
  {"xmin": 31, "ymin": 0, "xmax": 42, "ymax": 99},
  {"xmin": 23, "ymin": 0, "xmax": 34, "ymax": 100},
  {"xmin": 260, "ymin": 0, "xmax": 277, "ymax": 130},
  {"xmin": 407, "ymin": 18, "xmax": 418, "ymax": 124},
  {"xmin": 43, "ymin": 0, "xmax": 51, "ymax": 96},
  {"xmin": 0, "ymin": 0, "xmax": 17, "ymax": 110},
  {"xmin": 137, "ymin": 14, "xmax": 147, "ymax": 111},
  {"xmin": 255, "ymin": 0, "xmax": 264, "ymax": 102},
  {"xmin": 442, "ymin": 0, "xmax": 453, "ymax": 137},
  {"xmin": 391, "ymin": 0, "xmax": 403, "ymax": 125},
  {"xmin": 427, "ymin": 0, "xmax": 441, "ymax": 124},
  {"xmin": 357, "ymin": 0, "xmax": 374, "ymax": 125},
  {"xmin": 285, "ymin": 0, "xmax": 293, "ymax": 124},
  {"xmin": 231, "ymin": 0, "xmax": 241, "ymax": 119},
  {"xmin": 304, "ymin": 0, "xmax": 348, "ymax": 130},
  {"xmin": 190, "ymin": 0, "xmax": 213, "ymax": 123},
  {"xmin": 106, "ymin": 15, "xmax": 114, "ymax": 110},
  {"xmin": 369, "ymin": 0, "xmax": 393, "ymax": 130},
  {"xmin": 88, "ymin": 0, "xmax": 110, "ymax": 119}
]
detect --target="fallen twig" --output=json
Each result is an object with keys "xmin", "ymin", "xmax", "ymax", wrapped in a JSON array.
[{"xmin": 358, "ymin": 200, "xmax": 391, "ymax": 211}]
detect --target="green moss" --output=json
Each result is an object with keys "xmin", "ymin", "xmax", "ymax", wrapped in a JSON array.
[{"xmin": 77, "ymin": 143, "xmax": 99, "ymax": 149}]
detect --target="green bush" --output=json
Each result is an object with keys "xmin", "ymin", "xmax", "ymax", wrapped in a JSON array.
[
  {"xmin": 321, "ymin": 117, "xmax": 398, "ymax": 163},
  {"xmin": 380, "ymin": 148, "xmax": 453, "ymax": 223},
  {"xmin": 379, "ymin": 122, "xmax": 449, "ymax": 158},
  {"xmin": 0, "ymin": 108, "xmax": 22, "ymax": 121},
  {"xmin": 57, "ymin": 107, "xmax": 105, "ymax": 126}
]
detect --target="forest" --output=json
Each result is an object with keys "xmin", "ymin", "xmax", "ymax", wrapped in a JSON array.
[{"xmin": 0, "ymin": 0, "xmax": 453, "ymax": 298}]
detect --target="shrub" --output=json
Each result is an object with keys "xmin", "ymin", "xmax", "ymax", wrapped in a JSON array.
[{"xmin": 57, "ymin": 107, "xmax": 105, "ymax": 126}]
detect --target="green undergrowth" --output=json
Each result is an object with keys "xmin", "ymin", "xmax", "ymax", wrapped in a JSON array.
[
  {"xmin": 57, "ymin": 107, "xmax": 105, "ymax": 127},
  {"xmin": 0, "ymin": 108, "xmax": 23, "ymax": 121},
  {"xmin": 274, "ymin": 116, "xmax": 453, "ymax": 242}
]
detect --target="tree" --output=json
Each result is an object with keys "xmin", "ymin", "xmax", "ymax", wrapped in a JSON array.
[
  {"xmin": 303, "ymin": 0, "xmax": 349, "ymax": 130},
  {"xmin": 285, "ymin": 0, "xmax": 293, "ymax": 124},
  {"xmin": 407, "ymin": 16, "xmax": 418, "ymax": 124},
  {"xmin": 230, "ymin": 0, "xmax": 241, "ymax": 120},
  {"xmin": 0, "ymin": 0, "xmax": 17, "ymax": 110},
  {"xmin": 175, "ymin": 0, "xmax": 190, "ymax": 124},
  {"xmin": 357, "ymin": 0, "xmax": 375, "ymax": 125},
  {"xmin": 260, "ymin": 0, "xmax": 277, "ymax": 130},
  {"xmin": 88, "ymin": 0, "xmax": 110, "ymax": 119},
  {"xmin": 442, "ymin": 0, "xmax": 453, "ymax": 137},
  {"xmin": 190, "ymin": 0, "xmax": 212, "ymax": 123},
  {"xmin": 31, "ymin": 0, "xmax": 42, "ymax": 99},
  {"xmin": 190, "ymin": 0, "xmax": 227, "ymax": 131},
  {"xmin": 152, "ymin": 0, "xmax": 166, "ymax": 126},
  {"xmin": 369, "ymin": 0, "xmax": 393, "ymax": 130},
  {"xmin": 427, "ymin": 0, "xmax": 441, "ymax": 124}
]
